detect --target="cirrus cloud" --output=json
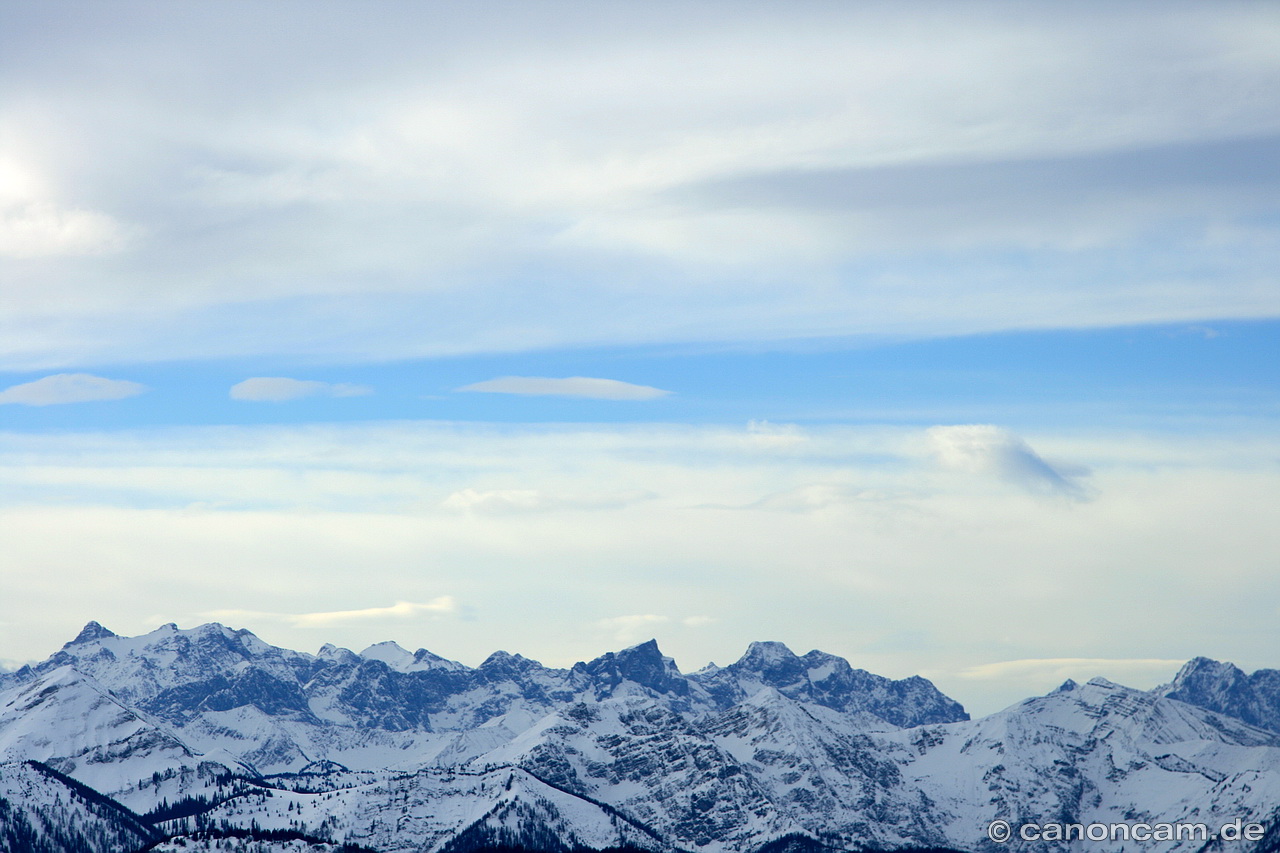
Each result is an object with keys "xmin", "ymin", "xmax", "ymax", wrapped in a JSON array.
[
  {"xmin": 455, "ymin": 376, "xmax": 671, "ymax": 401},
  {"xmin": 442, "ymin": 487, "xmax": 652, "ymax": 514},
  {"xmin": 957, "ymin": 657, "xmax": 1187, "ymax": 681},
  {"xmin": 204, "ymin": 597, "xmax": 457, "ymax": 628},
  {"xmin": 596, "ymin": 613, "xmax": 718, "ymax": 645},
  {"xmin": 0, "ymin": 373, "xmax": 148, "ymax": 406}
]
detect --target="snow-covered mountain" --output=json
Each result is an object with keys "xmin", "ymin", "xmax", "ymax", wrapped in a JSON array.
[
  {"xmin": 0, "ymin": 760, "xmax": 158, "ymax": 852},
  {"xmin": 0, "ymin": 623, "xmax": 964, "ymax": 779},
  {"xmin": 3, "ymin": 623, "xmax": 1280, "ymax": 853},
  {"xmin": 690, "ymin": 641, "xmax": 967, "ymax": 728},
  {"xmin": 1155, "ymin": 657, "xmax": 1280, "ymax": 735}
]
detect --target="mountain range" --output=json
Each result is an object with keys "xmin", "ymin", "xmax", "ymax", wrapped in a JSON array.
[{"xmin": 2, "ymin": 622, "xmax": 1279, "ymax": 853}]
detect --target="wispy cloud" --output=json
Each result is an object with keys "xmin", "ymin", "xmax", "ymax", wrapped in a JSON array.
[
  {"xmin": 957, "ymin": 657, "xmax": 1186, "ymax": 681},
  {"xmin": 441, "ymin": 488, "xmax": 651, "ymax": 514},
  {"xmin": 2, "ymin": 6, "xmax": 1279, "ymax": 368},
  {"xmin": 952, "ymin": 657, "xmax": 1188, "ymax": 704},
  {"xmin": 230, "ymin": 377, "xmax": 373, "ymax": 402},
  {"xmin": 743, "ymin": 484, "xmax": 898, "ymax": 513},
  {"xmin": 456, "ymin": 376, "xmax": 670, "ymax": 401},
  {"xmin": 745, "ymin": 420, "xmax": 809, "ymax": 450},
  {"xmin": 0, "ymin": 373, "xmax": 147, "ymax": 406},
  {"xmin": 928, "ymin": 424, "xmax": 1091, "ymax": 499},
  {"xmin": 1, "ymin": 421, "xmax": 1276, "ymax": 716},
  {"xmin": 0, "ymin": 202, "xmax": 134, "ymax": 258},
  {"xmin": 204, "ymin": 598, "xmax": 457, "ymax": 628},
  {"xmin": 596, "ymin": 614, "xmax": 717, "ymax": 645}
]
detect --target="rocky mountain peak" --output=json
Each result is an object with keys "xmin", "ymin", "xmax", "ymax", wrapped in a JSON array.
[
  {"xmin": 479, "ymin": 650, "xmax": 545, "ymax": 676},
  {"xmin": 738, "ymin": 640, "xmax": 801, "ymax": 668},
  {"xmin": 360, "ymin": 640, "xmax": 413, "ymax": 667},
  {"xmin": 1170, "ymin": 656, "xmax": 1248, "ymax": 692},
  {"xmin": 10, "ymin": 625, "xmax": 1280, "ymax": 853},
  {"xmin": 63, "ymin": 620, "xmax": 117, "ymax": 648},
  {"xmin": 577, "ymin": 639, "xmax": 689, "ymax": 697},
  {"xmin": 411, "ymin": 647, "xmax": 466, "ymax": 671},
  {"xmin": 316, "ymin": 643, "xmax": 360, "ymax": 665},
  {"xmin": 1156, "ymin": 656, "xmax": 1280, "ymax": 735},
  {"xmin": 690, "ymin": 642, "xmax": 968, "ymax": 727}
]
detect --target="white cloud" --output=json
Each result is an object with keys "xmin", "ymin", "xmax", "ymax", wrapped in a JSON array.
[
  {"xmin": 0, "ymin": 373, "xmax": 147, "ymax": 406},
  {"xmin": 441, "ymin": 487, "xmax": 651, "ymax": 514},
  {"xmin": 229, "ymin": 377, "xmax": 373, "ymax": 402},
  {"xmin": 745, "ymin": 484, "xmax": 896, "ymax": 513},
  {"xmin": 745, "ymin": 420, "xmax": 809, "ymax": 450},
  {"xmin": 442, "ymin": 488, "xmax": 548, "ymax": 513},
  {"xmin": 205, "ymin": 598, "xmax": 457, "ymax": 628},
  {"xmin": 0, "ymin": 202, "xmax": 133, "ymax": 258},
  {"xmin": 928, "ymin": 424, "xmax": 1090, "ymax": 498},
  {"xmin": 597, "ymin": 614, "xmax": 669, "ymax": 641},
  {"xmin": 456, "ymin": 376, "xmax": 670, "ymax": 401},
  {"xmin": 949, "ymin": 657, "xmax": 1188, "ymax": 708},
  {"xmin": 2, "ymin": 5, "xmax": 1280, "ymax": 367},
  {"xmin": 0, "ymin": 156, "xmax": 136, "ymax": 258},
  {"xmin": 957, "ymin": 657, "xmax": 1187, "ymax": 681},
  {"xmin": 596, "ymin": 613, "xmax": 716, "ymax": 646},
  {"xmin": 0, "ymin": 421, "xmax": 1277, "ymax": 714}
]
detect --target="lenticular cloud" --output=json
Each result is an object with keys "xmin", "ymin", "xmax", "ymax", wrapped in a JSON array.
[
  {"xmin": 0, "ymin": 373, "xmax": 147, "ymax": 406},
  {"xmin": 928, "ymin": 424, "xmax": 1090, "ymax": 499},
  {"xmin": 456, "ymin": 376, "xmax": 670, "ymax": 401},
  {"xmin": 229, "ymin": 377, "xmax": 372, "ymax": 402}
]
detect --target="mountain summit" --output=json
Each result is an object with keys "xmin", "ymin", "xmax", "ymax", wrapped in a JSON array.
[{"xmin": 1155, "ymin": 655, "xmax": 1280, "ymax": 734}]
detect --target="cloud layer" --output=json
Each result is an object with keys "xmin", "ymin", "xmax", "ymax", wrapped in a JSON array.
[
  {"xmin": 2, "ymin": 3, "xmax": 1279, "ymax": 368},
  {"xmin": 0, "ymin": 419, "xmax": 1275, "ymax": 713}
]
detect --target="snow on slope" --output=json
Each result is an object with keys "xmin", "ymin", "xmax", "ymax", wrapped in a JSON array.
[
  {"xmin": 703, "ymin": 688, "xmax": 932, "ymax": 847},
  {"xmin": 360, "ymin": 641, "xmax": 468, "ymax": 673},
  {"xmin": 895, "ymin": 678, "xmax": 1280, "ymax": 852},
  {"xmin": 151, "ymin": 840, "xmax": 351, "ymax": 853},
  {"xmin": 0, "ymin": 664, "xmax": 246, "ymax": 809},
  {"xmin": 3, "ymin": 621, "xmax": 965, "ymax": 782},
  {"xmin": 1156, "ymin": 657, "xmax": 1280, "ymax": 735},
  {"xmin": 0, "ymin": 759, "xmax": 158, "ymax": 852},
  {"xmin": 166, "ymin": 765, "xmax": 666, "ymax": 853},
  {"xmin": 691, "ymin": 642, "xmax": 968, "ymax": 728},
  {"xmin": 5, "ymin": 621, "xmax": 1280, "ymax": 853},
  {"xmin": 474, "ymin": 695, "xmax": 795, "ymax": 852}
]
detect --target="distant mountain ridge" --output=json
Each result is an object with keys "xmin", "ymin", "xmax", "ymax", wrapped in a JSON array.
[
  {"xmin": 0, "ymin": 622, "xmax": 969, "ymax": 741},
  {"xmin": 1, "ymin": 623, "xmax": 1279, "ymax": 853}
]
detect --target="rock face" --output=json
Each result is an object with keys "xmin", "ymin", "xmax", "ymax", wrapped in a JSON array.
[
  {"xmin": 3, "ymin": 623, "xmax": 1280, "ymax": 853},
  {"xmin": 1155, "ymin": 657, "xmax": 1280, "ymax": 734},
  {"xmin": 0, "ymin": 623, "xmax": 967, "ymax": 780},
  {"xmin": 689, "ymin": 641, "xmax": 968, "ymax": 727}
]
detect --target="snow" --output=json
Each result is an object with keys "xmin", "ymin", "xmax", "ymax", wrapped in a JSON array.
[
  {"xmin": 359, "ymin": 641, "xmax": 414, "ymax": 669},
  {"xmin": 6, "ymin": 623, "xmax": 1280, "ymax": 853}
]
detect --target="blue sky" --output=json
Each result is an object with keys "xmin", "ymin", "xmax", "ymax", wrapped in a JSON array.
[
  {"xmin": 1, "ymin": 1, "xmax": 1278, "ymax": 714},
  {"xmin": 3, "ymin": 320, "xmax": 1276, "ymax": 431}
]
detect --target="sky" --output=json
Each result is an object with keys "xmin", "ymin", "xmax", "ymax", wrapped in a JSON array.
[{"xmin": 1, "ymin": 1, "xmax": 1278, "ymax": 715}]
